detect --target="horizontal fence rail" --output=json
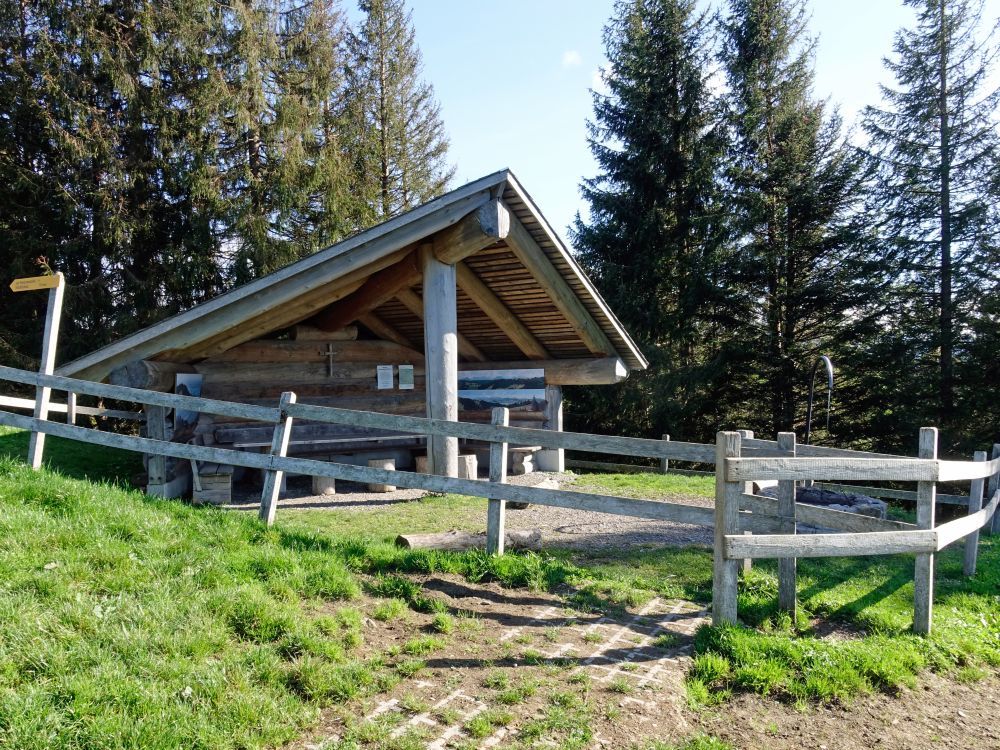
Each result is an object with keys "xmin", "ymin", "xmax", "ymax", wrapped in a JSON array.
[{"xmin": 2, "ymin": 365, "xmax": 997, "ymax": 639}]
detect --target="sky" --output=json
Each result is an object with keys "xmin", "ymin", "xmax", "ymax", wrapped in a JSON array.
[{"xmin": 348, "ymin": 1, "xmax": 1000, "ymax": 245}]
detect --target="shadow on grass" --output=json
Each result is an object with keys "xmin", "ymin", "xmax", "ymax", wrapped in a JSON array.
[{"xmin": 0, "ymin": 426, "xmax": 142, "ymax": 484}]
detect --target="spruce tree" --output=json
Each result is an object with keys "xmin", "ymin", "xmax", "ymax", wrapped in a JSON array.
[
  {"xmin": 345, "ymin": 0, "xmax": 454, "ymax": 221},
  {"xmin": 720, "ymin": 0, "xmax": 873, "ymax": 437},
  {"xmin": 572, "ymin": 0, "xmax": 732, "ymax": 439},
  {"xmin": 863, "ymin": 0, "xmax": 1000, "ymax": 429}
]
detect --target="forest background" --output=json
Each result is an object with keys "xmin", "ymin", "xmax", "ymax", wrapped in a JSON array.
[{"xmin": 1, "ymin": 0, "xmax": 998, "ymax": 457}]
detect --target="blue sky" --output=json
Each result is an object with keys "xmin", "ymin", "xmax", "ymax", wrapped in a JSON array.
[{"xmin": 348, "ymin": 1, "xmax": 999, "ymax": 244}]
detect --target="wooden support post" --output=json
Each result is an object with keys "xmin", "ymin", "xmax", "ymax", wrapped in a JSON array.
[
  {"xmin": 66, "ymin": 392, "xmax": 77, "ymax": 425},
  {"xmin": 737, "ymin": 430, "xmax": 754, "ymax": 573},
  {"xmin": 486, "ymin": 407, "xmax": 510, "ymax": 555},
  {"xmin": 145, "ymin": 404, "xmax": 168, "ymax": 497},
  {"xmin": 913, "ymin": 426, "xmax": 937, "ymax": 635},
  {"xmin": 422, "ymin": 249, "xmax": 459, "ymax": 477},
  {"xmin": 713, "ymin": 431, "xmax": 742, "ymax": 626},
  {"xmin": 777, "ymin": 431, "xmax": 797, "ymax": 615},
  {"xmin": 259, "ymin": 391, "xmax": 297, "ymax": 526},
  {"xmin": 989, "ymin": 444, "xmax": 1000, "ymax": 535},
  {"xmin": 963, "ymin": 450, "xmax": 987, "ymax": 577},
  {"xmin": 536, "ymin": 385, "xmax": 564, "ymax": 472},
  {"xmin": 659, "ymin": 434, "xmax": 670, "ymax": 473},
  {"xmin": 27, "ymin": 273, "xmax": 66, "ymax": 469}
]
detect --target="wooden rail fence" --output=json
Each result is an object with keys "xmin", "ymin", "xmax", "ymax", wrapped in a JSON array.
[{"xmin": 0, "ymin": 364, "xmax": 996, "ymax": 634}]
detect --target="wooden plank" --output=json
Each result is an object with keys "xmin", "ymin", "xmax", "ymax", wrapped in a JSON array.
[
  {"xmin": 727, "ymin": 457, "xmax": 939, "ymax": 482},
  {"xmin": 66, "ymin": 392, "xmax": 76, "ymax": 425},
  {"xmin": 504, "ymin": 210, "xmax": 616, "ymax": 357},
  {"xmin": 357, "ymin": 312, "xmax": 416, "ymax": 348},
  {"xmin": 535, "ymin": 385, "xmax": 564, "ymax": 472},
  {"xmin": 205, "ymin": 339, "xmax": 424, "ymax": 364},
  {"xmin": 457, "ymin": 357, "xmax": 628, "ymax": 385},
  {"xmin": 941, "ymin": 486, "xmax": 998, "ymax": 551},
  {"xmin": 742, "ymin": 437, "xmax": 906, "ymax": 460},
  {"xmin": 814, "ymin": 483, "xmax": 969, "ymax": 507},
  {"xmin": 937, "ymin": 455, "xmax": 1000, "ymax": 482},
  {"xmin": 292, "ymin": 325, "xmax": 358, "ymax": 341},
  {"xmin": 0, "ymin": 407, "xmax": 719, "ymax": 525},
  {"xmin": 989, "ymin": 444, "xmax": 1000, "ymax": 534},
  {"xmin": 714, "ymin": 431, "xmax": 741, "ymax": 626},
  {"xmin": 725, "ymin": 530, "xmax": 938, "ymax": 559},
  {"xmin": 310, "ymin": 251, "xmax": 422, "ymax": 332},
  {"xmin": 284, "ymin": 399, "xmax": 717, "ymax": 460},
  {"xmin": 27, "ymin": 272, "xmax": 65, "ymax": 469},
  {"xmin": 963, "ymin": 451, "xmax": 987, "ymax": 575},
  {"xmin": 433, "ymin": 198, "xmax": 510, "ymax": 264},
  {"xmin": 259, "ymin": 392, "xmax": 296, "ymax": 526},
  {"xmin": 0, "ymin": 395, "xmax": 142, "ymax": 421},
  {"xmin": 776, "ymin": 432, "xmax": 797, "ymax": 615},
  {"xmin": 395, "ymin": 287, "xmax": 488, "ymax": 362},
  {"xmin": 486, "ymin": 407, "xmax": 509, "ymax": 555},
  {"xmin": 145, "ymin": 405, "xmax": 167, "ymax": 497},
  {"xmin": 659, "ymin": 434, "xmax": 670, "ymax": 473},
  {"xmin": 422, "ymin": 249, "xmax": 459, "ymax": 476},
  {"xmin": 913, "ymin": 427, "xmax": 937, "ymax": 635},
  {"xmin": 57, "ymin": 182, "xmax": 499, "ymax": 381},
  {"xmin": 455, "ymin": 261, "xmax": 549, "ymax": 359}
]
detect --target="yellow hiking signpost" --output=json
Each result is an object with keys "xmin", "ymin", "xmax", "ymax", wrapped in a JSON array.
[
  {"xmin": 9, "ymin": 273, "xmax": 67, "ymax": 468},
  {"xmin": 9, "ymin": 274, "xmax": 62, "ymax": 293}
]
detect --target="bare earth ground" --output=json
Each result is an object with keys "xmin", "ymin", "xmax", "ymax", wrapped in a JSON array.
[{"xmin": 230, "ymin": 476, "xmax": 998, "ymax": 749}]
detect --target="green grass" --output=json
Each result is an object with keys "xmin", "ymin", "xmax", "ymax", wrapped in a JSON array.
[
  {"xmin": 1, "ymin": 439, "xmax": 997, "ymax": 747},
  {"xmin": 571, "ymin": 471, "xmax": 714, "ymax": 499},
  {"xmin": 0, "ymin": 424, "xmax": 143, "ymax": 483}
]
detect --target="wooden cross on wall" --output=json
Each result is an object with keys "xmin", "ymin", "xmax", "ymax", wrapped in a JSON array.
[{"xmin": 325, "ymin": 343, "xmax": 335, "ymax": 378}]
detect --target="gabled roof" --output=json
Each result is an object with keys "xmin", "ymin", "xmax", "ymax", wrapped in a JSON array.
[{"xmin": 58, "ymin": 169, "xmax": 647, "ymax": 381}]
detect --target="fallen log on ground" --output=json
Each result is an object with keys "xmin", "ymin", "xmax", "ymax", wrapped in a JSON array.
[{"xmin": 395, "ymin": 529, "xmax": 542, "ymax": 551}]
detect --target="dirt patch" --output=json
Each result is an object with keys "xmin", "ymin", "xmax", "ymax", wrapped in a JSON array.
[
  {"xmin": 288, "ymin": 573, "xmax": 709, "ymax": 749},
  {"xmin": 693, "ymin": 671, "xmax": 1000, "ymax": 750}
]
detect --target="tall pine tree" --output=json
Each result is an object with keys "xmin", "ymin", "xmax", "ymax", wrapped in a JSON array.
[
  {"xmin": 863, "ymin": 0, "xmax": 1000, "ymax": 435},
  {"xmin": 572, "ymin": 0, "xmax": 732, "ymax": 440},
  {"xmin": 345, "ymin": 0, "xmax": 453, "ymax": 221},
  {"xmin": 721, "ymin": 0, "xmax": 873, "ymax": 438}
]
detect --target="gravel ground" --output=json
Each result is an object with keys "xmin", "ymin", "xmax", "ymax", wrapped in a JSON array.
[{"xmin": 228, "ymin": 471, "xmax": 713, "ymax": 550}]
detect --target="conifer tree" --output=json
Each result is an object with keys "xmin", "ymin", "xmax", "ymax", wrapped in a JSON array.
[
  {"xmin": 863, "ymin": 0, "xmax": 1000, "ymax": 427},
  {"xmin": 720, "ymin": 0, "xmax": 873, "ymax": 437},
  {"xmin": 345, "ymin": 0, "xmax": 454, "ymax": 221},
  {"xmin": 572, "ymin": 0, "xmax": 732, "ymax": 439}
]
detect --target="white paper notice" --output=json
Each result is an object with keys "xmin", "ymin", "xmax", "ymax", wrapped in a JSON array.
[
  {"xmin": 376, "ymin": 365, "xmax": 394, "ymax": 390},
  {"xmin": 398, "ymin": 364, "xmax": 414, "ymax": 390}
]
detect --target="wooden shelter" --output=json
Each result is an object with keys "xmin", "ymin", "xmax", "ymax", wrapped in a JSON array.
[{"xmin": 56, "ymin": 169, "xmax": 647, "ymax": 494}]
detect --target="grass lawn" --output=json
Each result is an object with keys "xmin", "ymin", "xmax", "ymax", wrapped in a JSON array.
[{"xmin": 0, "ymin": 430, "xmax": 996, "ymax": 748}]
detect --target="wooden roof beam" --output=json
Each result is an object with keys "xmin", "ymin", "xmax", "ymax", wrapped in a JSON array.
[
  {"xmin": 433, "ymin": 198, "xmax": 510, "ymax": 264},
  {"xmin": 309, "ymin": 250, "xmax": 422, "ymax": 332},
  {"xmin": 504, "ymin": 209, "xmax": 617, "ymax": 357},
  {"xmin": 357, "ymin": 312, "xmax": 416, "ymax": 349},
  {"xmin": 455, "ymin": 261, "xmax": 549, "ymax": 360},
  {"xmin": 395, "ymin": 288, "xmax": 489, "ymax": 362}
]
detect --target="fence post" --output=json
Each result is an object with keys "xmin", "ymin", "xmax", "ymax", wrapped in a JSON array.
[
  {"xmin": 713, "ymin": 431, "xmax": 742, "ymax": 626},
  {"xmin": 737, "ymin": 430, "xmax": 754, "ymax": 573},
  {"xmin": 145, "ymin": 405, "xmax": 167, "ymax": 497},
  {"xmin": 486, "ymin": 407, "xmax": 510, "ymax": 555},
  {"xmin": 659, "ymin": 434, "xmax": 670, "ymax": 474},
  {"xmin": 66, "ymin": 392, "xmax": 77, "ymax": 425},
  {"xmin": 989, "ymin": 444, "xmax": 1000, "ymax": 535},
  {"xmin": 26, "ymin": 272, "xmax": 65, "ymax": 469},
  {"xmin": 259, "ymin": 391, "xmax": 296, "ymax": 526},
  {"xmin": 913, "ymin": 426, "xmax": 937, "ymax": 635},
  {"xmin": 962, "ymin": 451, "xmax": 987, "ymax": 577},
  {"xmin": 777, "ymin": 431, "xmax": 797, "ymax": 615}
]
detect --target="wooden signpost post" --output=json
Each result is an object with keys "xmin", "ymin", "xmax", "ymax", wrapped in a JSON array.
[{"xmin": 9, "ymin": 273, "xmax": 66, "ymax": 469}]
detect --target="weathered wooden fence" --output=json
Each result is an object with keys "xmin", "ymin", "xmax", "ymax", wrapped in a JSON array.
[{"xmin": 0, "ymin": 364, "xmax": 996, "ymax": 635}]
